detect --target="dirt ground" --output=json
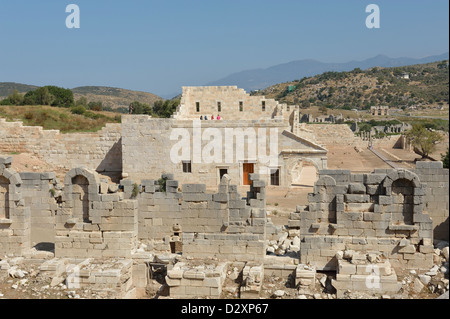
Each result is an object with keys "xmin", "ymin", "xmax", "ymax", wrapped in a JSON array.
[{"xmin": 1, "ymin": 152, "xmax": 68, "ymax": 181}]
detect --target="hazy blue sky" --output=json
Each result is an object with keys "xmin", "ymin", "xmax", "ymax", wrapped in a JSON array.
[{"xmin": 0, "ymin": 0, "xmax": 448, "ymax": 97}]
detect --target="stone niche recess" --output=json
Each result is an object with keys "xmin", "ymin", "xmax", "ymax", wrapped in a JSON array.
[
  {"xmin": 55, "ymin": 167, "xmax": 138, "ymax": 259},
  {"xmin": 0, "ymin": 157, "xmax": 31, "ymax": 256},
  {"xmin": 292, "ymin": 168, "xmax": 434, "ymax": 271}
]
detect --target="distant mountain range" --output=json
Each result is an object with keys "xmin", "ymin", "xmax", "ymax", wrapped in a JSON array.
[
  {"xmin": 206, "ymin": 53, "xmax": 450, "ymax": 92},
  {"xmin": 2, "ymin": 53, "xmax": 448, "ymax": 102}
]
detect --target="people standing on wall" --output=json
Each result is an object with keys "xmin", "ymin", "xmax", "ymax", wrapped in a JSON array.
[
  {"xmin": 200, "ymin": 115, "xmax": 203, "ymax": 120},
  {"xmin": 211, "ymin": 115, "xmax": 214, "ymax": 120},
  {"xmin": 217, "ymin": 115, "xmax": 221, "ymax": 120}
]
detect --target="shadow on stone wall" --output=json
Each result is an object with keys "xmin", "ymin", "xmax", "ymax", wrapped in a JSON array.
[
  {"xmin": 435, "ymin": 217, "xmax": 449, "ymax": 242},
  {"xmin": 96, "ymin": 138, "xmax": 122, "ymax": 182}
]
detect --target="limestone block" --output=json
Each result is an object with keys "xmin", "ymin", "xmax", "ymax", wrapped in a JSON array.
[
  {"xmin": 344, "ymin": 194, "xmax": 370, "ymax": 203},
  {"xmin": 182, "ymin": 193, "xmax": 212, "ymax": 202},
  {"xmin": 212, "ymin": 193, "xmax": 228, "ymax": 202},
  {"xmin": 182, "ymin": 184, "xmax": 206, "ymax": 193},
  {"xmin": 338, "ymin": 262, "xmax": 356, "ymax": 275},
  {"xmin": 378, "ymin": 196, "xmax": 392, "ymax": 205},
  {"xmin": 348, "ymin": 183, "xmax": 366, "ymax": 194},
  {"xmin": 364, "ymin": 174, "xmax": 386, "ymax": 185},
  {"xmin": 399, "ymin": 245, "xmax": 417, "ymax": 254}
]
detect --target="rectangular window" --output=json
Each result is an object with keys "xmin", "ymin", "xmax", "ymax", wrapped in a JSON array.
[
  {"xmin": 262, "ymin": 101, "xmax": 266, "ymax": 112},
  {"xmin": 239, "ymin": 101, "xmax": 243, "ymax": 112},
  {"xmin": 196, "ymin": 102, "xmax": 200, "ymax": 113},
  {"xmin": 182, "ymin": 161, "xmax": 192, "ymax": 173},
  {"xmin": 217, "ymin": 102, "xmax": 221, "ymax": 112},
  {"xmin": 219, "ymin": 169, "xmax": 228, "ymax": 180},
  {"xmin": 270, "ymin": 168, "xmax": 280, "ymax": 186}
]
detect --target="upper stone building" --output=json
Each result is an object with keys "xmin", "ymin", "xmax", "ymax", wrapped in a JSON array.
[
  {"xmin": 121, "ymin": 86, "xmax": 328, "ymax": 188},
  {"xmin": 172, "ymin": 86, "xmax": 282, "ymax": 121}
]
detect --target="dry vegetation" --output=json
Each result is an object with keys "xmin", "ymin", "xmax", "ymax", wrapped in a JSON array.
[
  {"xmin": 72, "ymin": 86, "xmax": 163, "ymax": 111},
  {"xmin": 256, "ymin": 61, "xmax": 449, "ymax": 110},
  {"xmin": 0, "ymin": 105, "xmax": 121, "ymax": 133}
]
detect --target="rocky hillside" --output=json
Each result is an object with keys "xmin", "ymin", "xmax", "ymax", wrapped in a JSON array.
[
  {"xmin": 254, "ymin": 61, "xmax": 449, "ymax": 110},
  {"xmin": 0, "ymin": 83, "xmax": 163, "ymax": 110},
  {"xmin": 0, "ymin": 82, "xmax": 39, "ymax": 96},
  {"xmin": 72, "ymin": 86, "xmax": 163, "ymax": 110}
]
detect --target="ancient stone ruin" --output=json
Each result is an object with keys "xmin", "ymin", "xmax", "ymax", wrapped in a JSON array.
[
  {"xmin": 0, "ymin": 86, "xmax": 448, "ymax": 299},
  {"xmin": 0, "ymin": 153, "xmax": 448, "ymax": 299}
]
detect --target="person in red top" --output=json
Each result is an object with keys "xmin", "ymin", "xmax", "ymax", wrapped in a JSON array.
[{"xmin": 211, "ymin": 115, "xmax": 214, "ymax": 120}]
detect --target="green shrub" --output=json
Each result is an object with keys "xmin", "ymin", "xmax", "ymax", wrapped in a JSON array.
[
  {"xmin": 131, "ymin": 183, "xmax": 139, "ymax": 198},
  {"xmin": 158, "ymin": 177, "xmax": 167, "ymax": 192},
  {"xmin": 71, "ymin": 105, "xmax": 86, "ymax": 115}
]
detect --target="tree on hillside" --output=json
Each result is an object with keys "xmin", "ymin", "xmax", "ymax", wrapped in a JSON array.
[
  {"xmin": 8, "ymin": 90, "xmax": 24, "ymax": 105},
  {"xmin": 75, "ymin": 97, "xmax": 88, "ymax": 107},
  {"xmin": 23, "ymin": 86, "xmax": 73, "ymax": 107},
  {"xmin": 23, "ymin": 87, "xmax": 55, "ymax": 105},
  {"xmin": 45, "ymin": 86, "xmax": 74, "ymax": 108},
  {"xmin": 0, "ymin": 89, "xmax": 24, "ymax": 105},
  {"xmin": 152, "ymin": 99, "xmax": 179, "ymax": 118},
  {"xmin": 406, "ymin": 124, "xmax": 443, "ymax": 159},
  {"xmin": 129, "ymin": 101, "xmax": 152, "ymax": 115},
  {"xmin": 88, "ymin": 101, "xmax": 102, "ymax": 112}
]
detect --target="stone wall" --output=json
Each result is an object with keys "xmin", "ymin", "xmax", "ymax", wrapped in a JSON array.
[
  {"xmin": 121, "ymin": 116, "xmax": 327, "ymax": 188},
  {"xmin": 290, "ymin": 164, "xmax": 442, "ymax": 272},
  {"xmin": 305, "ymin": 123, "xmax": 403, "ymax": 149},
  {"xmin": 55, "ymin": 167, "xmax": 138, "ymax": 259},
  {"xmin": 0, "ymin": 157, "xmax": 31, "ymax": 256},
  {"xmin": 133, "ymin": 177, "xmax": 182, "ymax": 251},
  {"xmin": 173, "ymin": 86, "xmax": 284, "ymax": 120},
  {"xmin": 0, "ymin": 119, "xmax": 122, "ymax": 173},
  {"xmin": 166, "ymin": 261, "xmax": 227, "ymax": 299},
  {"xmin": 18, "ymin": 172, "xmax": 59, "ymax": 243},
  {"xmin": 181, "ymin": 174, "xmax": 267, "ymax": 262},
  {"xmin": 314, "ymin": 162, "xmax": 449, "ymax": 241}
]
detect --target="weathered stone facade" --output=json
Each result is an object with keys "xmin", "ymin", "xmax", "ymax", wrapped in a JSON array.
[
  {"xmin": 55, "ymin": 167, "xmax": 138, "ymax": 259},
  {"xmin": 121, "ymin": 116, "xmax": 327, "ymax": 188},
  {"xmin": 0, "ymin": 157, "xmax": 31, "ymax": 256},
  {"xmin": 0, "ymin": 86, "xmax": 448, "ymax": 299},
  {"xmin": 173, "ymin": 86, "xmax": 284, "ymax": 121},
  {"xmin": 0, "ymin": 120, "xmax": 122, "ymax": 173},
  {"xmin": 289, "ymin": 162, "xmax": 448, "ymax": 274}
]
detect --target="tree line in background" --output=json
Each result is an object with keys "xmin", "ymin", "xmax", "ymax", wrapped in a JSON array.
[
  {"xmin": 128, "ymin": 99, "xmax": 180, "ymax": 118},
  {"xmin": 0, "ymin": 86, "xmax": 179, "ymax": 118}
]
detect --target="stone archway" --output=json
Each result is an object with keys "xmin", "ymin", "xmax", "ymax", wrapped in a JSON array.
[
  {"xmin": 63, "ymin": 167, "xmax": 100, "ymax": 224},
  {"xmin": 381, "ymin": 169, "xmax": 424, "ymax": 226},
  {"xmin": 0, "ymin": 158, "xmax": 30, "ymax": 256},
  {"xmin": 290, "ymin": 159, "xmax": 319, "ymax": 187}
]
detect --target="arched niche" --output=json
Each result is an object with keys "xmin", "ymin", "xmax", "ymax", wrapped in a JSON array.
[{"xmin": 63, "ymin": 167, "xmax": 100, "ymax": 223}]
